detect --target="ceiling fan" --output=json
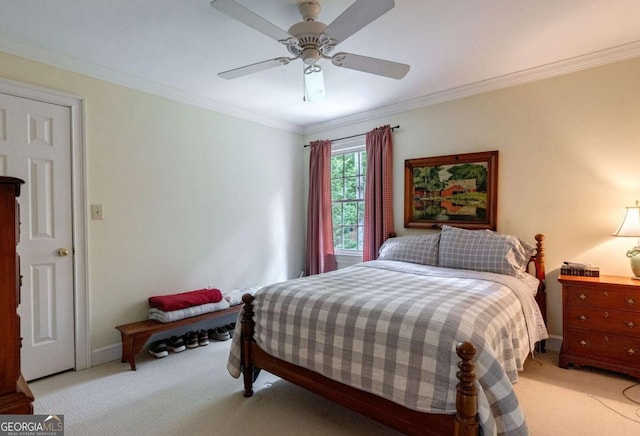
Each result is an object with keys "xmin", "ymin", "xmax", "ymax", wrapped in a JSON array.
[{"xmin": 209, "ymin": 0, "xmax": 410, "ymax": 101}]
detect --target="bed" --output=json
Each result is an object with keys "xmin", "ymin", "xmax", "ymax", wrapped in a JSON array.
[{"xmin": 227, "ymin": 226, "xmax": 548, "ymax": 435}]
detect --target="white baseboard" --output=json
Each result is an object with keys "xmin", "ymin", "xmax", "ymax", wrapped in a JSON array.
[
  {"xmin": 544, "ymin": 335, "xmax": 562, "ymax": 352},
  {"xmin": 91, "ymin": 343, "xmax": 121, "ymax": 367}
]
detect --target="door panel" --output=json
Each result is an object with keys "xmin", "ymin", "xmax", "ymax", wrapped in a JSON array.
[{"xmin": 0, "ymin": 92, "xmax": 75, "ymax": 380}]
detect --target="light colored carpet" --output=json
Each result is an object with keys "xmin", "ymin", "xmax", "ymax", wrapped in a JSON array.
[
  {"xmin": 514, "ymin": 351, "xmax": 640, "ymax": 435},
  {"xmin": 30, "ymin": 342, "xmax": 640, "ymax": 435}
]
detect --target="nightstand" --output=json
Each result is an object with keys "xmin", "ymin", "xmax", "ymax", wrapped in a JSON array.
[{"xmin": 558, "ymin": 275, "xmax": 640, "ymax": 379}]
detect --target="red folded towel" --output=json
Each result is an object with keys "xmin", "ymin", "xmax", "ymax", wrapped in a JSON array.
[{"xmin": 148, "ymin": 288, "xmax": 223, "ymax": 312}]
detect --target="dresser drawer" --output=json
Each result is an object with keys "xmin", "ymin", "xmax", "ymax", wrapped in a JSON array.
[
  {"xmin": 563, "ymin": 329, "xmax": 640, "ymax": 366},
  {"xmin": 565, "ymin": 304, "xmax": 640, "ymax": 335},
  {"xmin": 565, "ymin": 285, "xmax": 639, "ymax": 310}
]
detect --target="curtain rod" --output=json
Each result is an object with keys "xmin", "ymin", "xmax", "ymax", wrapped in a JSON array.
[{"xmin": 303, "ymin": 125, "xmax": 400, "ymax": 147}]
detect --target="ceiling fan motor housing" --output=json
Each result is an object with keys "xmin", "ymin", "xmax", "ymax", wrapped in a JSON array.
[{"xmin": 287, "ymin": 20, "xmax": 334, "ymax": 63}]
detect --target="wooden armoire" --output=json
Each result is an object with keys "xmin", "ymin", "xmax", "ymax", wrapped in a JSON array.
[{"xmin": 0, "ymin": 176, "xmax": 34, "ymax": 414}]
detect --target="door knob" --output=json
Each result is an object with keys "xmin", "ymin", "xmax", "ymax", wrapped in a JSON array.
[{"xmin": 57, "ymin": 248, "xmax": 70, "ymax": 257}]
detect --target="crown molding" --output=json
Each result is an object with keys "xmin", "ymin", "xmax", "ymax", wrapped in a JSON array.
[
  {"xmin": 0, "ymin": 36, "xmax": 304, "ymax": 135},
  {"xmin": 303, "ymin": 40, "xmax": 640, "ymax": 135}
]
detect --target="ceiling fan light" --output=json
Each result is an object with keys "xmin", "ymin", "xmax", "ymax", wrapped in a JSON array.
[{"xmin": 304, "ymin": 69, "xmax": 325, "ymax": 102}]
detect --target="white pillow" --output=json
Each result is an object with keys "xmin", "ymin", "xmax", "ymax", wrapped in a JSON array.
[{"xmin": 438, "ymin": 225, "xmax": 535, "ymax": 278}]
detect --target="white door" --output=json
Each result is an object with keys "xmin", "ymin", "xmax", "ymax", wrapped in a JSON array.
[{"xmin": 0, "ymin": 92, "xmax": 75, "ymax": 380}]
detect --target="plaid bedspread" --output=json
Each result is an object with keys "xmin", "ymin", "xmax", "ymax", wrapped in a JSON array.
[{"xmin": 227, "ymin": 260, "xmax": 548, "ymax": 436}]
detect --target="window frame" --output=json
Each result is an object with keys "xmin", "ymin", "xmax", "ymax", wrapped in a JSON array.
[{"xmin": 331, "ymin": 139, "xmax": 366, "ymax": 256}]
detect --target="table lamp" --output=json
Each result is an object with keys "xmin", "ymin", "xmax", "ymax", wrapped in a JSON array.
[{"xmin": 612, "ymin": 200, "xmax": 640, "ymax": 279}]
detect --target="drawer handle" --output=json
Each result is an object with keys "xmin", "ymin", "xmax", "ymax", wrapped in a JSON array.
[
  {"xmin": 604, "ymin": 311, "xmax": 609, "ymax": 318},
  {"xmin": 629, "ymin": 348, "xmax": 637, "ymax": 356},
  {"xmin": 579, "ymin": 315, "xmax": 588, "ymax": 321},
  {"xmin": 626, "ymin": 298, "xmax": 636, "ymax": 306},
  {"xmin": 625, "ymin": 321, "xmax": 637, "ymax": 329},
  {"xmin": 580, "ymin": 340, "xmax": 589, "ymax": 346},
  {"xmin": 579, "ymin": 293, "xmax": 587, "ymax": 300},
  {"xmin": 603, "ymin": 291, "xmax": 609, "ymax": 297}
]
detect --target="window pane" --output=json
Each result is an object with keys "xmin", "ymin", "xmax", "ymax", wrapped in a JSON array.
[
  {"xmin": 357, "ymin": 175, "xmax": 365, "ymax": 199},
  {"xmin": 332, "ymin": 203, "xmax": 343, "ymax": 227},
  {"xmin": 343, "ymin": 202, "xmax": 357, "ymax": 225},
  {"xmin": 343, "ymin": 153, "xmax": 356, "ymax": 177},
  {"xmin": 333, "ymin": 226, "xmax": 343, "ymax": 249},
  {"xmin": 360, "ymin": 151, "xmax": 367, "ymax": 175},
  {"xmin": 331, "ymin": 155, "xmax": 343, "ymax": 178},
  {"xmin": 358, "ymin": 201, "xmax": 365, "ymax": 225},
  {"xmin": 344, "ymin": 176, "xmax": 357, "ymax": 199},
  {"xmin": 357, "ymin": 225, "xmax": 364, "ymax": 249},
  {"xmin": 331, "ymin": 177, "xmax": 344, "ymax": 201},
  {"xmin": 343, "ymin": 226, "xmax": 357, "ymax": 249}
]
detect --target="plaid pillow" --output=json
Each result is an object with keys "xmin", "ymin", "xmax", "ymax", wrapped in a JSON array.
[
  {"xmin": 377, "ymin": 234, "xmax": 440, "ymax": 266},
  {"xmin": 438, "ymin": 225, "xmax": 535, "ymax": 278}
]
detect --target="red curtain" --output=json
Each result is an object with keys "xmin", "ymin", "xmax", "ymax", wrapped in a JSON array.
[
  {"xmin": 305, "ymin": 140, "xmax": 337, "ymax": 275},
  {"xmin": 363, "ymin": 125, "xmax": 394, "ymax": 261}
]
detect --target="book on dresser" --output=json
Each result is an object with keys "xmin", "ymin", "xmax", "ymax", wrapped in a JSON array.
[
  {"xmin": 0, "ymin": 176, "xmax": 34, "ymax": 414},
  {"xmin": 560, "ymin": 262, "xmax": 600, "ymax": 277},
  {"xmin": 558, "ymin": 274, "xmax": 640, "ymax": 380}
]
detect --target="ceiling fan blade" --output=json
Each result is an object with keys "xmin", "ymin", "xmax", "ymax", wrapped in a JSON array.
[
  {"xmin": 218, "ymin": 58, "xmax": 291, "ymax": 79},
  {"xmin": 331, "ymin": 52, "xmax": 409, "ymax": 79},
  {"xmin": 304, "ymin": 69, "xmax": 325, "ymax": 102},
  {"xmin": 210, "ymin": 0, "xmax": 292, "ymax": 42},
  {"xmin": 323, "ymin": 0, "xmax": 395, "ymax": 43}
]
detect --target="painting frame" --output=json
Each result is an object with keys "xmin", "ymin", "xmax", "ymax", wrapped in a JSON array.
[{"xmin": 404, "ymin": 150, "xmax": 498, "ymax": 230}]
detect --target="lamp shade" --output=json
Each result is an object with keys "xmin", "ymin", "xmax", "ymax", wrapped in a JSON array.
[{"xmin": 612, "ymin": 201, "xmax": 640, "ymax": 237}]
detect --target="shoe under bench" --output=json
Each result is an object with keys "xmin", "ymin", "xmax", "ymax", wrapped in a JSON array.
[{"xmin": 115, "ymin": 305, "xmax": 242, "ymax": 371}]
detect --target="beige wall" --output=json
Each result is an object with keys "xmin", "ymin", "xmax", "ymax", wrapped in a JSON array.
[
  {"xmin": 305, "ymin": 57, "xmax": 640, "ymax": 344},
  {"xmin": 0, "ymin": 52, "xmax": 305, "ymax": 361}
]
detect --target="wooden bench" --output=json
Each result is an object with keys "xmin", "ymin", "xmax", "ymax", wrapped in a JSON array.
[{"xmin": 115, "ymin": 305, "xmax": 242, "ymax": 370}]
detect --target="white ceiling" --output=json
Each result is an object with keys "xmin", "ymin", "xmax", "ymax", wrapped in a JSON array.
[{"xmin": 1, "ymin": 0, "xmax": 640, "ymax": 134}]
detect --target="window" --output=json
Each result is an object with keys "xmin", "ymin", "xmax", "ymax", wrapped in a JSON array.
[{"xmin": 331, "ymin": 146, "xmax": 366, "ymax": 252}]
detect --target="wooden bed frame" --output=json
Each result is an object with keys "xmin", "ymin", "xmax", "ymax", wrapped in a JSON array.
[{"xmin": 238, "ymin": 234, "xmax": 546, "ymax": 436}]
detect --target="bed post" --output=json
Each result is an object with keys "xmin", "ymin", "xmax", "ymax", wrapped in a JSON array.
[
  {"xmin": 534, "ymin": 234, "xmax": 545, "ymax": 288},
  {"xmin": 241, "ymin": 293, "xmax": 256, "ymax": 397},
  {"xmin": 454, "ymin": 342, "xmax": 478, "ymax": 436},
  {"xmin": 533, "ymin": 234, "xmax": 547, "ymax": 353}
]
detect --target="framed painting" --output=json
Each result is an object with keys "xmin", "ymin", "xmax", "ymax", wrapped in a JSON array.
[{"xmin": 404, "ymin": 150, "xmax": 498, "ymax": 230}]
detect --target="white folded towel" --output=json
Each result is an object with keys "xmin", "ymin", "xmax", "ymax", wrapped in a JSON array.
[{"xmin": 147, "ymin": 300, "xmax": 230, "ymax": 323}]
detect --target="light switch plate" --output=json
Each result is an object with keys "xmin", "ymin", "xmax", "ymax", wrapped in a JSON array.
[{"xmin": 91, "ymin": 204, "xmax": 104, "ymax": 220}]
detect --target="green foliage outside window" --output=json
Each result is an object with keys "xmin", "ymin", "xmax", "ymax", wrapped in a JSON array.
[{"xmin": 331, "ymin": 150, "xmax": 366, "ymax": 251}]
